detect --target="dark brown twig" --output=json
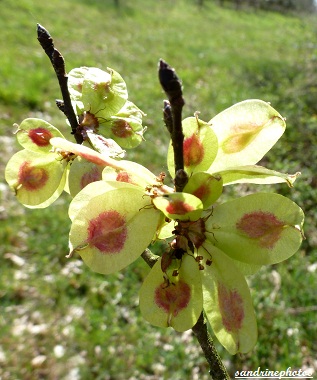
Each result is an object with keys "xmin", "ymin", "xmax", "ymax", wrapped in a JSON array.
[
  {"xmin": 158, "ymin": 59, "xmax": 187, "ymax": 191},
  {"xmin": 159, "ymin": 59, "xmax": 229, "ymax": 379},
  {"xmin": 142, "ymin": 245, "xmax": 229, "ymax": 379},
  {"xmin": 163, "ymin": 100, "xmax": 173, "ymax": 135},
  {"xmin": 37, "ymin": 24, "xmax": 83, "ymax": 144},
  {"xmin": 141, "ymin": 249, "xmax": 159, "ymax": 268},
  {"xmin": 192, "ymin": 313, "xmax": 230, "ymax": 379}
]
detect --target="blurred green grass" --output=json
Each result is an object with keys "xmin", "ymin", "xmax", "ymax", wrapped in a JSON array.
[{"xmin": 0, "ymin": 0, "xmax": 316, "ymax": 378}]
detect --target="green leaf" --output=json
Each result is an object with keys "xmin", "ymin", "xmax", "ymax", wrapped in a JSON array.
[
  {"xmin": 69, "ymin": 184, "xmax": 162, "ymax": 274},
  {"xmin": 153, "ymin": 193, "xmax": 203, "ymax": 221},
  {"xmin": 139, "ymin": 254, "xmax": 203, "ymax": 331},
  {"xmin": 68, "ymin": 67, "xmax": 88, "ymax": 102},
  {"xmin": 102, "ymin": 160, "xmax": 159, "ymax": 189},
  {"xmin": 68, "ymin": 156, "xmax": 104, "ymax": 198},
  {"xmin": 69, "ymin": 180, "xmax": 137, "ymax": 221},
  {"xmin": 50, "ymin": 137, "xmax": 125, "ymax": 170},
  {"xmin": 183, "ymin": 172, "xmax": 223, "ymax": 209},
  {"xmin": 208, "ymin": 100, "xmax": 286, "ymax": 172},
  {"xmin": 5, "ymin": 150, "xmax": 67, "ymax": 207},
  {"xmin": 206, "ymin": 193, "xmax": 304, "ymax": 265},
  {"xmin": 16, "ymin": 118, "xmax": 64, "ymax": 153},
  {"xmin": 82, "ymin": 67, "xmax": 128, "ymax": 118},
  {"xmin": 157, "ymin": 220, "xmax": 175, "ymax": 240},
  {"xmin": 201, "ymin": 243, "xmax": 257, "ymax": 354},
  {"xmin": 228, "ymin": 260, "xmax": 262, "ymax": 276},
  {"xmin": 85, "ymin": 132, "xmax": 125, "ymax": 158},
  {"xmin": 68, "ymin": 67, "xmax": 128, "ymax": 118},
  {"xmin": 167, "ymin": 116, "xmax": 218, "ymax": 175},
  {"xmin": 216, "ymin": 165, "xmax": 301, "ymax": 187},
  {"xmin": 112, "ymin": 100, "xmax": 144, "ymax": 122},
  {"xmin": 102, "ymin": 101, "xmax": 146, "ymax": 149}
]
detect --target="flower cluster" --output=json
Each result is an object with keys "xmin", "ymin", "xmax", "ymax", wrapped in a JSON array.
[{"xmin": 5, "ymin": 67, "xmax": 304, "ymax": 355}]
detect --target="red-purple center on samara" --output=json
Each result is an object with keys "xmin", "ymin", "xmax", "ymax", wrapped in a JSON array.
[
  {"xmin": 87, "ymin": 210, "xmax": 128, "ymax": 253},
  {"xmin": 116, "ymin": 171, "xmax": 136, "ymax": 185},
  {"xmin": 236, "ymin": 211, "xmax": 285, "ymax": 249},
  {"xmin": 192, "ymin": 184, "xmax": 211, "ymax": 202},
  {"xmin": 166, "ymin": 200, "xmax": 194, "ymax": 215},
  {"xmin": 183, "ymin": 134, "xmax": 204, "ymax": 167},
  {"xmin": 28, "ymin": 128, "xmax": 53, "ymax": 147},
  {"xmin": 18, "ymin": 162, "xmax": 49, "ymax": 191},
  {"xmin": 111, "ymin": 120, "xmax": 133, "ymax": 138},
  {"xmin": 80, "ymin": 166, "xmax": 102, "ymax": 189},
  {"xmin": 155, "ymin": 280, "xmax": 191, "ymax": 318},
  {"xmin": 218, "ymin": 282, "xmax": 244, "ymax": 332}
]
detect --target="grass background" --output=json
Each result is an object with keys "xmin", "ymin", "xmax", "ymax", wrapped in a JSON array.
[{"xmin": 0, "ymin": 0, "xmax": 316, "ymax": 379}]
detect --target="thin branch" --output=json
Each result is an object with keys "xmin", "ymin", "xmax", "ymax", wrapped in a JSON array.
[
  {"xmin": 158, "ymin": 59, "xmax": 229, "ymax": 379},
  {"xmin": 141, "ymin": 251, "xmax": 230, "ymax": 379},
  {"xmin": 37, "ymin": 24, "xmax": 83, "ymax": 144},
  {"xmin": 141, "ymin": 250, "xmax": 230, "ymax": 379},
  {"xmin": 141, "ymin": 249, "xmax": 159, "ymax": 268},
  {"xmin": 192, "ymin": 313, "xmax": 230, "ymax": 379}
]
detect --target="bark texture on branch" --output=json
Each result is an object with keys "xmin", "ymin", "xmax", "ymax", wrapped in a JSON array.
[
  {"xmin": 158, "ymin": 59, "xmax": 230, "ymax": 379},
  {"xmin": 158, "ymin": 59, "xmax": 187, "ymax": 191},
  {"xmin": 37, "ymin": 24, "xmax": 83, "ymax": 144}
]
